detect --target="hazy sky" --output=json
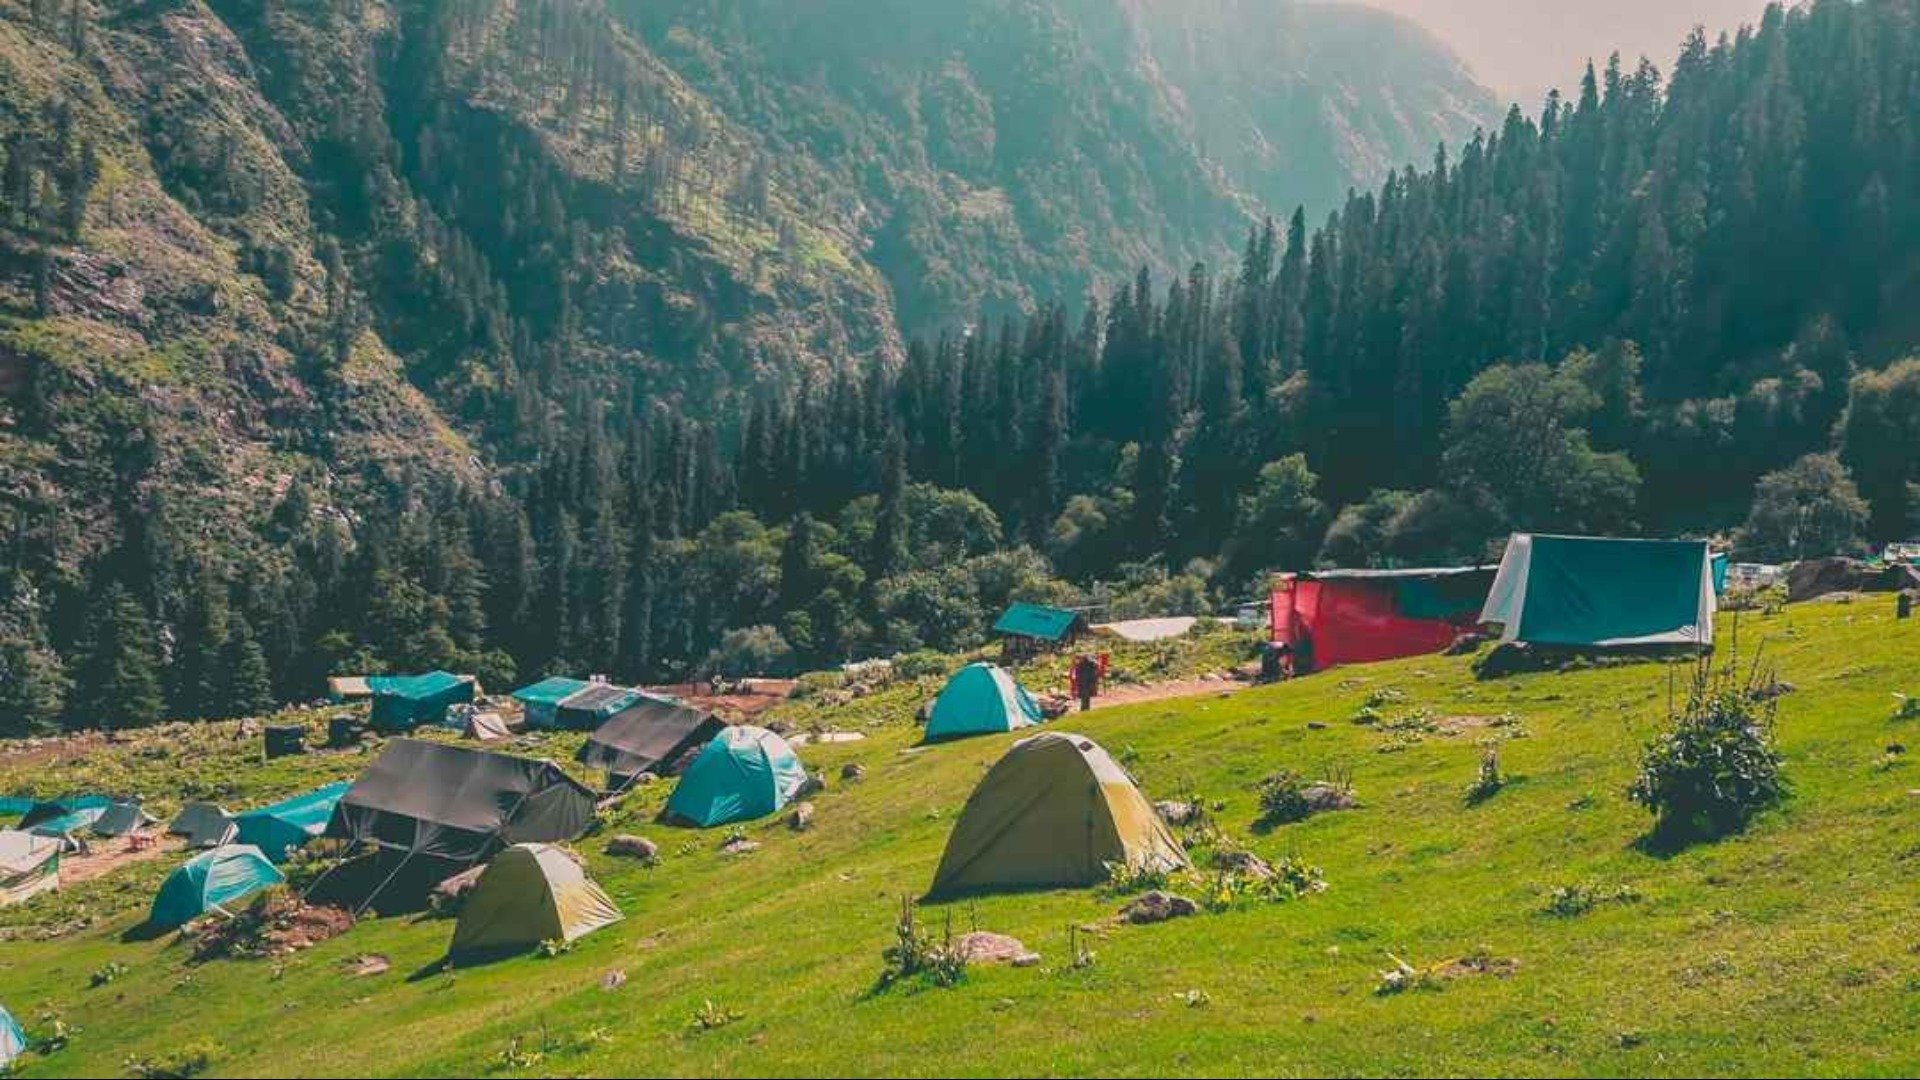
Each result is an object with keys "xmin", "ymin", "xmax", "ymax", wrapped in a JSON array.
[{"xmin": 1352, "ymin": 0, "xmax": 1780, "ymax": 107}]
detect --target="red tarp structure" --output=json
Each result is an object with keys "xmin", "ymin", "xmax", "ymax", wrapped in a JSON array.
[{"xmin": 1270, "ymin": 567, "xmax": 1496, "ymax": 672}]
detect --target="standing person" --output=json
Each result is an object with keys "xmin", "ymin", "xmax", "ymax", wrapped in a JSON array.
[{"xmin": 1072, "ymin": 653, "xmax": 1102, "ymax": 712}]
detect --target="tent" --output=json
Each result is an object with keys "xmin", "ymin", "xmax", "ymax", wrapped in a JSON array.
[
  {"xmin": 554, "ymin": 684, "xmax": 648, "ymax": 731},
  {"xmin": 368, "ymin": 671, "xmax": 476, "ymax": 732},
  {"xmin": 18, "ymin": 795, "xmax": 110, "ymax": 832},
  {"xmin": 0, "ymin": 795, "xmax": 35, "ymax": 820},
  {"xmin": 91, "ymin": 799, "xmax": 156, "ymax": 838},
  {"xmin": 928, "ymin": 732, "xmax": 1187, "ymax": 898},
  {"xmin": 325, "ymin": 740, "xmax": 597, "ymax": 863},
  {"xmin": 577, "ymin": 699, "xmax": 727, "ymax": 788},
  {"xmin": 448, "ymin": 843, "xmax": 622, "ymax": 960},
  {"xmin": 167, "ymin": 802, "xmax": 236, "ymax": 850},
  {"xmin": 511, "ymin": 676, "xmax": 590, "ymax": 729},
  {"xmin": 923, "ymin": 663, "xmax": 1045, "ymax": 742},
  {"xmin": 1271, "ymin": 566, "xmax": 1495, "ymax": 672},
  {"xmin": 148, "ymin": 845, "xmax": 284, "ymax": 929},
  {"xmin": 664, "ymin": 726, "xmax": 808, "ymax": 828},
  {"xmin": 0, "ymin": 1003, "xmax": 23, "ymax": 1070},
  {"xmin": 234, "ymin": 781, "xmax": 352, "ymax": 863},
  {"xmin": 458, "ymin": 711, "xmax": 513, "ymax": 742},
  {"xmin": 0, "ymin": 830, "xmax": 61, "ymax": 906},
  {"xmin": 326, "ymin": 675, "xmax": 373, "ymax": 701},
  {"xmin": 992, "ymin": 602, "xmax": 1087, "ymax": 661},
  {"xmin": 1480, "ymin": 534, "xmax": 1717, "ymax": 648}
]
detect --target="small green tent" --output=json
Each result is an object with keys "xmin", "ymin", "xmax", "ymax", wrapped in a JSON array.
[
  {"xmin": 664, "ymin": 726, "xmax": 807, "ymax": 828},
  {"xmin": 449, "ymin": 843, "xmax": 622, "ymax": 960},
  {"xmin": 1480, "ymin": 534, "xmax": 1717, "ymax": 648},
  {"xmin": 0, "ymin": 1003, "xmax": 24, "ymax": 1070},
  {"xmin": 511, "ymin": 677, "xmax": 590, "ymax": 729},
  {"xmin": 233, "ymin": 782, "xmax": 351, "ymax": 863},
  {"xmin": 168, "ymin": 802, "xmax": 236, "ymax": 850},
  {"xmin": 924, "ymin": 663, "xmax": 1044, "ymax": 742},
  {"xmin": 368, "ymin": 672, "xmax": 475, "ymax": 731},
  {"xmin": 149, "ymin": 845, "xmax": 284, "ymax": 929}
]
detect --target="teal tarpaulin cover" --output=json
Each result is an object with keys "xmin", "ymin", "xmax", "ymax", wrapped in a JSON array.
[
  {"xmin": 991, "ymin": 602, "xmax": 1083, "ymax": 642},
  {"xmin": 149, "ymin": 845, "xmax": 284, "ymax": 928},
  {"xmin": 1482, "ymin": 534, "xmax": 1715, "ymax": 648},
  {"xmin": 233, "ymin": 781, "xmax": 352, "ymax": 863},
  {"xmin": 666, "ymin": 727, "xmax": 808, "ymax": 828},
  {"xmin": 368, "ymin": 671, "xmax": 474, "ymax": 731},
  {"xmin": 924, "ymin": 663, "xmax": 1044, "ymax": 743}
]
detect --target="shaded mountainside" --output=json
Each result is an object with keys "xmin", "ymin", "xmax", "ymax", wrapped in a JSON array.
[{"xmin": 622, "ymin": 0, "xmax": 1496, "ymax": 329}]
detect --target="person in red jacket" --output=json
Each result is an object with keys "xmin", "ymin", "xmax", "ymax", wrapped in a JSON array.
[{"xmin": 1071, "ymin": 653, "xmax": 1102, "ymax": 712}]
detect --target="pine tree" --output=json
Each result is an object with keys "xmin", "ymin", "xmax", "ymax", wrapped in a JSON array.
[
  {"xmin": 219, "ymin": 614, "xmax": 275, "ymax": 718},
  {"xmin": 72, "ymin": 582, "xmax": 166, "ymax": 730}
]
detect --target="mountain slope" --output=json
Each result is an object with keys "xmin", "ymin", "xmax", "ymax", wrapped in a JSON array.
[
  {"xmin": 623, "ymin": 0, "xmax": 1496, "ymax": 329},
  {"xmin": 1, "ymin": 603, "xmax": 1914, "ymax": 1075}
]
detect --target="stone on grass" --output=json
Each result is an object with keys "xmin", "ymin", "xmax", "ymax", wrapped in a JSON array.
[
  {"xmin": 1212, "ymin": 850, "xmax": 1274, "ymax": 880},
  {"xmin": 840, "ymin": 762, "xmax": 866, "ymax": 782},
  {"xmin": 601, "ymin": 970, "xmax": 627, "ymax": 991},
  {"xmin": 1154, "ymin": 800, "xmax": 1197, "ymax": 826},
  {"xmin": 1301, "ymin": 782, "xmax": 1357, "ymax": 812},
  {"xmin": 788, "ymin": 801, "xmax": 815, "ymax": 831},
  {"xmin": 721, "ymin": 837, "xmax": 761, "ymax": 855},
  {"xmin": 606, "ymin": 835, "xmax": 658, "ymax": 860},
  {"xmin": 955, "ymin": 931, "xmax": 1040, "ymax": 967},
  {"xmin": 1119, "ymin": 890, "xmax": 1199, "ymax": 924}
]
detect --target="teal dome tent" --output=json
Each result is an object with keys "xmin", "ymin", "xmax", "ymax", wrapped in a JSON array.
[
  {"xmin": 923, "ymin": 663, "xmax": 1045, "ymax": 743},
  {"xmin": 0, "ymin": 1003, "xmax": 24, "ymax": 1070},
  {"xmin": 149, "ymin": 845, "xmax": 283, "ymax": 929},
  {"xmin": 664, "ymin": 727, "xmax": 807, "ymax": 827}
]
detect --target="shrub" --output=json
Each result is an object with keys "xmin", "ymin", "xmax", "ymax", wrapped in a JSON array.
[
  {"xmin": 892, "ymin": 650, "xmax": 954, "ymax": 680},
  {"xmin": 1103, "ymin": 859, "xmax": 1171, "ymax": 895},
  {"xmin": 124, "ymin": 1042, "xmax": 217, "ymax": 1079},
  {"xmin": 687, "ymin": 1000, "xmax": 742, "ymax": 1033},
  {"xmin": 1255, "ymin": 770, "xmax": 1312, "ymax": 825},
  {"xmin": 1894, "ymin": 693, "xmax": 1920, "ymax": 721},
  {"xmin": 1541, "ymin": 882, "xmax": 1641, "ymax": 918},
  {"xmin": 1627, "ymin": 658, "xmax": 1786, "ymax": 838},
  {"xmin": 1465, "ymin": 745, "xmax": 1503, "ymax": 805},
  {"xmin": 876, "ymin": 899, "xmax": 967, "ymax": 990}
]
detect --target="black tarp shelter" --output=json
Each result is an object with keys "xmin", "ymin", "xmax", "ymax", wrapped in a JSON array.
[
  {"xmin": 323, "ymin": 740, "xmax": 597, "ymax": 864},
  {"xmin": 576, "ymin": 700, "xmax": 727, "ymax": 788}
]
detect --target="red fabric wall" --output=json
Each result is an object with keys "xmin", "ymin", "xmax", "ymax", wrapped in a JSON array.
[{"xmin": 1270, "ymin": 578, "xmax": 1464, "ymax": 670}]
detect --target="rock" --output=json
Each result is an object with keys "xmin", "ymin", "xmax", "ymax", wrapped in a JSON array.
[
  {"xmin": 796, "ymin": 774, "xmax": 827, "ymax": 797},
  {"xmin": 1212, "ymin": 850, "xmax": 1274, "ymax": 880},
  {"xmin": 1154, "ymin": 800, "xmax": 1197, "ymax": 826},
  {"xmin": 1119, "ymin": 890, "xmax": 1199, "ymax": 924},
  {"xmin": 628, "ymin": 772, "xmax": 658, "ymax": 786},
  {"xmin": 721, "ymin": 837, "xmax": 761, "ymax": 855},
  {"xmin": 431, "ymin": 865, "xmax": 486, "ymax": 907},
  {"xmin": 600, "ymin": 970, "xmax": 627, "ymax": 991},
  {"xmin": 1306, "ymin": 721, "xmax": 1328, "ymax": 730},
  {"xmin": 955, "ymin": 931, "xmax": 1040, "ymax": 966},
  {"xmin": 343, "ymin": 954, "xmax": 390, "ymax": 977},
  {"xmin": 764, "ymin": 720, "xmax": 792, "ymax": 735},
  {"xmin": 840, "ymin": 762, "xmax": 866, "ymax": 782},
  {"xmin": 1301, "ymin": 782, "xmax": 1357, "ymax": 812},
  {"xmin": 788, "ymin": 801, "xmax": 815, "ymax": 831},
  {"xmin": 606, "ymin": 834, "xmax": 658, "ymax": 860}
]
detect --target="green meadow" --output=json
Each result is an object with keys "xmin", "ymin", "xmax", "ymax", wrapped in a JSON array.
[{"xmin": 3, "ymin": 600, "xmax": 1919, "ymax": 1077}]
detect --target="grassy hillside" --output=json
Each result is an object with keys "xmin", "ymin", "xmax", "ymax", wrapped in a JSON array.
[{"xmin": 3, "ymin": 600, "xmax": 1919, "ymax": 1076}]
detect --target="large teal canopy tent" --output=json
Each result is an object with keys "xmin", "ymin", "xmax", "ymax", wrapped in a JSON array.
[
  {"xmin": 923, "ymin": 663, "xmax": 1044, "ymax": 743},
  {"xmin": 149, "ymin": 845, "xmax": 284, "ymax": 929},
  {"xmin": 0, "ymin": 1003, "xmax": 24, "ymax": 1069},
  {"xmin": 511, "ymin": 676, "xmax": 590, "ymax": 729},
  {"xmin": 664, "ymin": 726, "xmax": 808, "ymax": 827},
  {"xmin": 368, "ymin": 671, "xmax": 475, "ymax": 731},
  {"xmin": 234, "ymin": 782, "xmax": 352, "ymax": 863},
  {"xmin": 1480, "ymin": 534, "xmax": 1717, "ymax": 648}
]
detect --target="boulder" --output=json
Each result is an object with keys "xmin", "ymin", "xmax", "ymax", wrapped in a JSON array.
[
  {"xmin": 721, "ymin": 837, "xmax": 761, "ymax": 856},
  {"xmin": 788, "ymin": 801, "xmax": 815, "ymax": 831},
  {"xmin": 1301, "ymin": 782, "xmax": 1357, "ymax": 812},
  {"xmin": 840, "ymin": 762, "xmax": 866, "ymax": 782},
  {"xmin": 606, "ymin": 835, "xmax": 658, "ymax": 861},
  {"xmin": 1119, "ymin": 890, "xmax": 1199, "ymax": 924},
  {"xmin": 1154, "ymin": 800, "xmax": 1197, "ymax": 826},
  {"xmin": 954, "ymin": 931, "xmax": 1040, "ymax": 966},
  {"xmin": 796, "ymin": 774, "xmax": 827, "ymax": 797},
  {"xmin": 1212, "ymin": 850, "xmax": 1274, "ymax": 881}
]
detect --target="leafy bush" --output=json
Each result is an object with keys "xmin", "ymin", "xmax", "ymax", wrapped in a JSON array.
[
  {"xmin": 1627, "ymin": 658, "xmax": 1786, "ymax": 837},
  {"xmin": 1894, "ymin": 693, "xmax": 1920, "ymax": 721},
  {"xmin": 1542, "ymin": 882, "xmax": 1641, "ymax": 918},
  {"xmin": 123, "ymin": 1042, "xmax": 217, "ymax": 1079},
  {"xmin": 892, "ymin": 650, "xmax": 954, "ymax": 680},
  {"xmin": 876, "ymin": 898, "xmax": 967, "ymax": 991},
  {"xmin": 1255, "ymin": 770, "xmax": 1312, "ymax": 825},
  {"xmin": 1103, "ymin": 859, "xmax": 1171, "ymax": 895},
  {"xmin": 687, "ymin": 1000, "xmax": 742, "ymax": 1033}
]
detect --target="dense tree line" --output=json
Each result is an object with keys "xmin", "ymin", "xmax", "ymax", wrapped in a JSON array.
[{"xmin": 6, "ymin": 0, "xmax": 1920, "ymax": 736}]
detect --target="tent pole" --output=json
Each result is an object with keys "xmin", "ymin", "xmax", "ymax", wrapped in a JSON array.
[{"xmin": 354, "ymin": 849, "xmax": 415, "ymax": 916}]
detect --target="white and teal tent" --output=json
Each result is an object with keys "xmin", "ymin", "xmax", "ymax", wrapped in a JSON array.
[
  {"xmin": 923, "ymin": 663, "xmax": 1045, "ymax": 743},
  {"xmin": 0, "ymin": 1003, "xmax": 25, "ymax": 1069},
  {"xmin": 1480, "ymin": 534, "xmax": 1717, "ymax": 648},
  {"xmin": 149, "ymin": 845, "xmax": 284, "ymax": 929},
  {"xmin": 664, "ymin": 726, "xmax": 808, "ymax": 828}
]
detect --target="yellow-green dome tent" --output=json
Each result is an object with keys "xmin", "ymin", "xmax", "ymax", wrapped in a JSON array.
[
  {"xmin": 928, "ymin": 732, "xmax": 1187, "ymax": 898},
  {"xmin": 449, "ymin": 843, "xmax": 622, "ymax": 960}
]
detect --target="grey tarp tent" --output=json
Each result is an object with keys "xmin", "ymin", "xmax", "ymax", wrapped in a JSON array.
[
  {"xmin": 90, "ymin": 800, "xmax": 156, "ymax": 838},
  {"xmin": 576, "ymin": 699, "xmax": 727, "ymax": 788},
  {"xmin": 167, "ymin": 802, "xmax": 236, "ymax": 849},
  {"xmin": 324, "ymin": 739, "xmax": 597, "ymax": 863}
]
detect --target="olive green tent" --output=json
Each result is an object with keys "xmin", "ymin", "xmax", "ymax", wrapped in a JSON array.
[
  {"xmin": 167, "ymin": 802, "xmax": 236, "ymax": 850},
  {"xmin": 449, "ymin": 843, "xmax": 622, "ymax": 960},
  {"xmin": 1480, "ymin": 534, "xmax": 1717, "ymax": 648},
  {"xmin": 928, "ymin": 732, "xmax": 1187, "ymax": 898}
]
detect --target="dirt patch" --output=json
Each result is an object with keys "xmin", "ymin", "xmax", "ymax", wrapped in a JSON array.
[
  {"xmin": 647, "ymin": 679, "xmax": 797, "ymax": 721},
  {"xmin": 59, "ymin": 833, "xmax": 185, "ymax": 885},
  {"xmin": 189, "ymin": 890, "xmax": 354, "ymax": 961},
  {"xmin": 1437, "ymin": 951, "xmax": 1520, "ymax": 980}
]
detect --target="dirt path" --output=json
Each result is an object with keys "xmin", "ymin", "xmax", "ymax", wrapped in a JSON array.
[
  {"xmin": 646, "ymin": 679, "xmax": 798, "ymax": 721},
  {"xmin": 58, "ymin": 834, "xmax": 185, "ymax": 885},
  {"xmin": 1046, "ymin": 668, "xmax": 1261, "ymax": 714}
]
